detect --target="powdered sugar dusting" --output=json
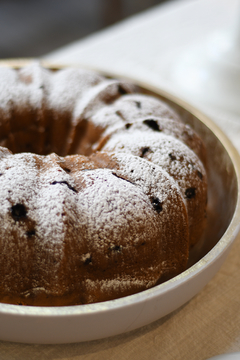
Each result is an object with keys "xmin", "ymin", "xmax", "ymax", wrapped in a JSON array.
[
  {"xmin": 113, "ymin": 93, "xmax": 181, "ymax": 122},
  {"xmin": 73, "ymin": 80, "xmax": 135, "ymax": 125},
  {"xmin": 0, "ymin": 152, "xmax": 73, "ymax": 252},
  {"xmin": 0, "ymin": 63, "xmax": 207, "ymax": 305},
  {"xmin": 76, "ymin": 167, "xmax": 161, "ymax": 250},
  {"xmin": 103, "ymin": 133, "xmax": 207, "ymax": 247},
  {"xmin": 89, "ymin": 93, "xmax": 180, "ymax": 135},
  {"xmin": 46, "ymin": 67, "xmax": 104, "ymax": 113},
  {"xmin": 17, "ymin": 62, "xmax": 49, "ymax": 111},
  {"xmin": 103, "ymin": 130, "xmax": 206, "ymax": 193}
]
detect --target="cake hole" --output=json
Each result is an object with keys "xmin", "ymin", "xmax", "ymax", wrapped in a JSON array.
[
  {"xmin": 51, "ymin": 181, "xmax": 78, "ymax": 193},
  {"xmin": 151, "ymin": 197, "xmax": 163, "ymax": 213},
  {"xmin": 169, "ymin": 153, "xmax": 177, "ymax": 161},
  {"xmin": 143, "ymin": 119, "xmax": 161, "ymax": 132},
  {"xmin": 11, "ymin": 204, "xmax": 27, "ymax": 221},
  {"xmin": 185, "ymin": 187, "xmax": 196, "ymax": 199},
  {"xmin": 140, "ymin": 147, "xmax": 151, "ymax": 158}
]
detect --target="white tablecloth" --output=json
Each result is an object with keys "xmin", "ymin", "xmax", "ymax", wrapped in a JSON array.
[{"xmin": 45, "ymin": 0, "xmax": 240, "ymax": 153}]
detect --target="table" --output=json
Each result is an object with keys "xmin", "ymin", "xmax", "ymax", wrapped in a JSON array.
[
  {"xmin": 45, "ymin": 0, "xmax": 240, "ymax": 154},
  {"xmin": 1, "ymin": 0, "xmax": 240, "ymax": 358}
]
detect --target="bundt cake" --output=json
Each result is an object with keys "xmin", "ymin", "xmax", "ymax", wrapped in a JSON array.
[{"xmin": 0, "ymin": 62, "xmax": 207, "ymax": 306}]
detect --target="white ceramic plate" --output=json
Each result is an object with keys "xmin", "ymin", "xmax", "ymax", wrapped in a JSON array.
[{"xmin": 0, "ymin": 61, "xmax": 240, "ymax": 344}]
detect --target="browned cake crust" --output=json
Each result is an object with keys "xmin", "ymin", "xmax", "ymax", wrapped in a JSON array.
[{"xmin": 0, "ymin": 63, "xmax": 207, "ymax": 306}]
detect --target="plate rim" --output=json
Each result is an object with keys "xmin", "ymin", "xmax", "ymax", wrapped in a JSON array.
[{"xmin": 0, "ymin": 59, "xmax": 239, "ymax": 343}]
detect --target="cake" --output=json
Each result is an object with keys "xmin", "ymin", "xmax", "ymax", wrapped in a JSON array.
[{"xmin": 0, "ymin": 62, "xmax": 207, "ymax": 306}]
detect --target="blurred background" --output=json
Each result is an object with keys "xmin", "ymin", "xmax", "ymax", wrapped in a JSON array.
[{"xmin": 0, "ymin": 0, "xmax": 169, "ymax": 58}]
